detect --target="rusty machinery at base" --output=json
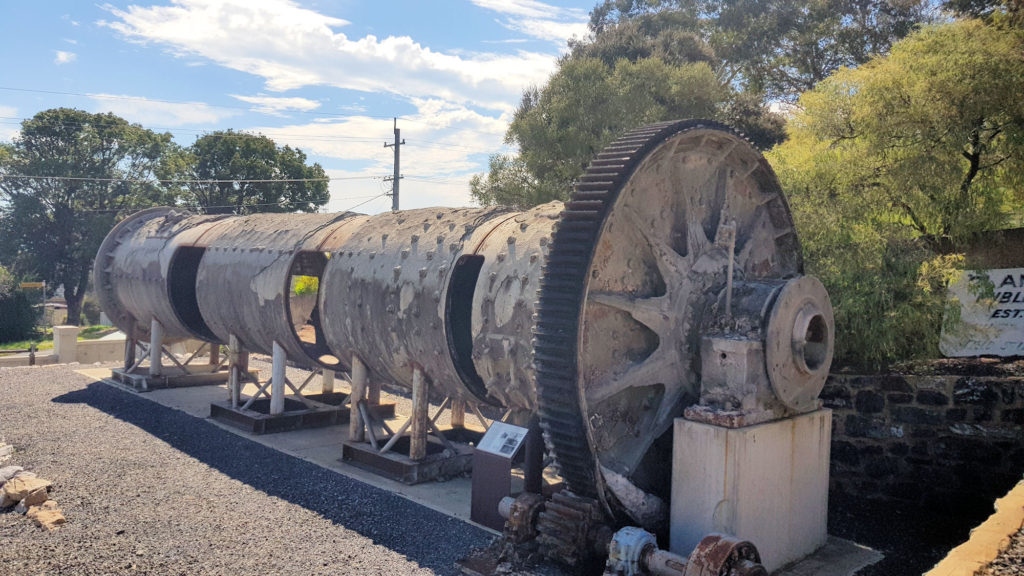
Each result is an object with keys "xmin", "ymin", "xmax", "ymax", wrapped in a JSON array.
[{"xmin": 94, "ymin": 120, "xmax": 834, "ymax": 575}]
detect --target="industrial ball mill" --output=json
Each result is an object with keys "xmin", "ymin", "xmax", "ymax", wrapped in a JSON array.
[{"xmin": 95, "ymin": 120, "xmax": 835, "ymax": 575}]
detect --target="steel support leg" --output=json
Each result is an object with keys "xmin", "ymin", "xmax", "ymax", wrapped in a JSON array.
[
  {"xmin": 322, "ymin": 370, "xmax": 334, "ymax": 394},
  {"xmin": 124, "ymin": 338, "xmax": 136, "ymax": 372},
  {"xmin": 209, "ymin": 343, "xmax": 220, "ymax": 366},
  {"xmin": 270, "ymin": 341, "xmax": 286, "ymax": 415},
  {"xmin": 229, "ymin": 335, "xmax": 241, "ymax": 407},
  {"xmin": 149, "ymin": 319, "xmax": 163, "ymax": 377},
  {"xmin": 368, "ymin": 380, "xmax": 381, "ymax": 406},
  {"xmin": 349, "ymin": 356, "xmax": 367, "ymax": 442},
  {"xmin": 410, "ymin": 367, "xmax": 428, "ymax": 461},
  {"xmin": 451, "ymin": 399, "xmax": 466, "ymax": 429}
]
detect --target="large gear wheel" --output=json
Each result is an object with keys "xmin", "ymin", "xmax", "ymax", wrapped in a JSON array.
[{"xmin": 534, "ymin": 120, "xmax": 802, "ymax": 525}]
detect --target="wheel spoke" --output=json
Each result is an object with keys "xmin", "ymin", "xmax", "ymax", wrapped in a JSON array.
[
  {"xmin": 589, "ymin": 291, "xmax": 670, "ymax": 337},
  {"xmin": 585, "ymin": 346, "xmax": 679, "ymax": 406}
]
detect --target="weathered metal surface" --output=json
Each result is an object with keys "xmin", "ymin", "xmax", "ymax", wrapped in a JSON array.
[
  {"xmin": 533, "ymin": 120, "xmax": 817, "ymax": 528},
  {"xmin": 469, "ymin": 202, "xmax": 561, "ymax": 412},
  {"xmin": 682, "ymin": 534, "xmax": 765, "ymax": 576},
  {"xmin": 319, "ymin": 207, "xmax": 512, "ymax": 400},
  {"xmin": 93, "ymin": 207, "xmax": 232, "ymax": 342},
  {"xmin": 195, "ymin": 211, "xmax": 364, "ymax": 369}
]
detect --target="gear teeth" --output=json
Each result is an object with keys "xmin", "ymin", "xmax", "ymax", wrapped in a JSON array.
[{"xmin": 533, "ymin": 119, "xmax": 742, "ymax": 506}]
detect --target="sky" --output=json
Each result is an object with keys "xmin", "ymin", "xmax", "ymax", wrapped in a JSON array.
[{"xmin": 0, "ymin": 0, "xmax": 596, "ymax": 214}]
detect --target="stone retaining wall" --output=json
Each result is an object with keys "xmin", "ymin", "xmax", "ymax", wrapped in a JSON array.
[{"xmin": 824, "ymin": 373, "xmax": 1024, "ymax": 512}]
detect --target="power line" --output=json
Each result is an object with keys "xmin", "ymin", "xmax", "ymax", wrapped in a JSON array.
[{"xmin": 0, "ymin": 174, "xmax": 379, "ymax": 184}]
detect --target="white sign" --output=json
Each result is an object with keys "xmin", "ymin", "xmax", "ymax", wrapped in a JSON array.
[
  {"xmin": 940, "ymin": 268, "xmax": 1024, "ymax": 357},
  {"xmin": 476, "ymin": 421, "xmax": 529, "ymax": 458}
]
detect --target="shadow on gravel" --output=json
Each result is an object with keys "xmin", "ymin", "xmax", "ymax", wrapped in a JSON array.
[{"xmin": 53, "ymin": 382, "xmax": 491, "ymax": 576}]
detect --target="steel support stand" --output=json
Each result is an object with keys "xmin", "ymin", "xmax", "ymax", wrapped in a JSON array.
[
  {"xmin": 322, "ymin": 370, "xmax": 334, "ymax": 394},
  {"xmin": 451, "ymin": 399, "xmax": 466, "ymax": 429},
  {"xmin": 350, "ymin": 355, "xmax": 367, "ymax": 442},
  {"xmin": 149, "ymin": 319, "xmax": 164, "ymax": 377},
  {"xmin": 410, "ymin": 367, "xmax": 428, "ymax": 461},
  {"xmin": 124, "ymin": 338, "xmax": 137, "ymax": 371},
  {"xmin": 270, "ymin": 341, "xmax": 286, "ymax": 415}
]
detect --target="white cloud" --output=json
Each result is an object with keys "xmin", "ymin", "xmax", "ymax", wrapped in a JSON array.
[
  {"xmin": 54, "ymin": 50, "xmax": 77, "ymax": 65},
  {"xmin": 87, "ymin": 93, "xmax": 239, "ymax": 126},
  {"xmin": 0, "ymin": 105, "xmax": 19, "ymax": 142},
  {"xmin": 230, "ymin": 94, "xmax": 321, "ymax": 116},
  {"xmin": 99, "ymin": 0, "xmax": 561, "ymax": 111},
  {"xmin": 245, "ymin": 98, "xmax": 511, "ymax": 208},
  {"xmin": 471, "ymin": 0, "xmax": 589, "ymax": 44}
]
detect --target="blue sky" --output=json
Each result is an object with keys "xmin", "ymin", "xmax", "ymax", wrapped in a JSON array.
[{"xmin": 0, "ymin": 0, "xmax": 595, "ymax": 213}]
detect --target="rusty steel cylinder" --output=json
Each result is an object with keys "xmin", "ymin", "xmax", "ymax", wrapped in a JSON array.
[{"xmin": 94, "ymin": 202, "xmax": 559, "ymax": 410}]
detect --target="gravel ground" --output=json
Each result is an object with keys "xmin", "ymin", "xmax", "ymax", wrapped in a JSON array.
[
  {"xmin": 0, "ymin": 363, "xmax": 491, "ymax": 575},
  {"xmin": 0, "ymin": 362, "xmax": 998, "ymax": 576},
  {"xmin": 981, "ymin": 529, "xmax": 1024, "ymax": 575}
]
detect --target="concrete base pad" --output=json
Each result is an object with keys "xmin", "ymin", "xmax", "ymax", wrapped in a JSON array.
[
  {"xmin": 671, "ymin": 409, "xmax": 832, "ymax": 573},
  {"xmin": 210, "ymin": 398, "xmax": 395, "ymax": 435},
  {"xmin": 110, "ymin": 365, "xmax": 243, "ymax": 392},
  {"xmin": 777, "ymin": 537, "xmax": 882, "ymax": 576},
  {"xmin": 342, "ymin": 428, "xmax": 483, "ymax": 485}
]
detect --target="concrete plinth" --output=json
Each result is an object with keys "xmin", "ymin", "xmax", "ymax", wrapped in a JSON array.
[{"xmin": 671, "ymin": 409, "xmax": 831, "ymax": 573}]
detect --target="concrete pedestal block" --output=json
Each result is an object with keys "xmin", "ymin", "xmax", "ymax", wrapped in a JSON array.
[
  {"xmin": 670, "ymin": 409, "xmax": 831, "ymax": 573},
  {"xmin": 52, "ymin": 325, "xmax": 80, "ymax": 363}
]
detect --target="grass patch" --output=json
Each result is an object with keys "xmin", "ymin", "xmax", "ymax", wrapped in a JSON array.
[{"xmin": 0, "ymin": 325, "xmax": 118, "ymax": 351}]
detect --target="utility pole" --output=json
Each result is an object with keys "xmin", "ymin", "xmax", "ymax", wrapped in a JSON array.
[{"xmin": 384, "ymin": 117, "xmax": 405, "ymax": 211}]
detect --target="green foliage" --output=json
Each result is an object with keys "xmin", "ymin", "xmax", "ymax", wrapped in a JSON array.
[
  {"xmin": 291, "ymin": 275, "xmax": 319, "ymax": 296},
  {"xmin": 0, "ymin": 266, "xmax": 37, "ymax": 342},
  {"xmin": 82, "ymin": 297, "xmax": 101, "ymax": 325},
  {"xmin": 587, "ymin": 0, "xmax": 932, "ymax": 101},
  {"xmin": 160, "ymin": 130, "xmax": 329, "ymax": 215},
  {"xmin": 768, "ymin": 20, "xmax": 1024, "ymax": 369},
  {"xmin": 0, "ymin": 108, "xmax": 173, "ymax": 326},
  {"xmin": 472, "ymin": 56, "xmax": 729, "ymax": 206}
]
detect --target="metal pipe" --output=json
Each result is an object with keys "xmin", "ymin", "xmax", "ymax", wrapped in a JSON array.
[{"xmin": 322, "ymin": 370, "xmax": 334, "ymax": 394}]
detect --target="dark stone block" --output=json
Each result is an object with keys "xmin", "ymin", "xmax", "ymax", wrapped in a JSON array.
[
  {"xmin": 855, "ymin": 390, "xmax": 885, "ymax": 414},
  {"xmin": 893, "ymin": 406, "xmax": 943, "ymax": 426},
  {"xmin": 910, "ymin": 442, "xmax": 930, "ymax": 457},
  {"xmin": 1000, "ymin": 384, "xmax": 1016, "ymax": 404},
  {"xmin": 831, "ymin": 441, "xmax": 861, "ymax": 467},
  {"xmin": 889, "ymin": 482, "xmax": 923, "ymax": 502},
  {"xmin": 916, "ymin": 390, "xmax": 949, "ymax": 406},
  {"xmin": 946, "ymin": 408, "xmax": 967, "ymax": 422},
  {"xmin": 906, "ymin": 455, "xmax": 933, "ymax": 467},
  {"xmin": 886, "ymin": 392, "xmax": 913, "ymax": 404},
  {"xmin": 940, "ymin": 437, "xmax": 1003, "ymax": 466},
  {"xmin": 888, "ymin": 442, "xmax": 909, "ymax": 456},
  {"xmin": 954, "ymin": 377, "xmax": 999, "ymax": 405},
  {"xmin": 864, "ymin": 456, "xmax": 899, "ymax": 479},
  {"xmin": 820, "ymin": 382, "xmax": 850, "ymax": 410},
  {"xmin": 847, "ymin": 376, "xmax": 876, "ymax": 389},
  {"xmin": 910, "ymin": 426, "xmax": 937, "ymax": 438},
  {"xmin": 973, "ymin": 406, "xmax": 994, "ymax": 422},
  {"xmin": 880, "ymin": 375, "xmax": 912, "ymax": 394},
  {"xmin": 844, "ymin": 414, "xmax": 893, "ymax": 438},
  {"xmin": 1002, "ymin": 408, "xmax": 1024, "ymax": 425},
  {"xmin": 859, "ymin": 444, "xmax": 884, "ymax": 456}
]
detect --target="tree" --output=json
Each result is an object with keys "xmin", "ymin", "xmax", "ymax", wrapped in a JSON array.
[
  {"xmin": 160, "ymin": 130, "xmax": 329, "ymax": 215},
  {"xmin": 0, "ymin": 265, "xmax": 36, "ymax": 343},
  {"xmin": 586, "ymin": 0, "xmax": 932, "ymax": 101},
  {"xmin": 472, "ymin": 56, "xmax": 733, "ymax": 206},
  {"xmin": 0, "ymin": 109, "xmax": 172, "ymax": 325},
  {"xmin": 767, "ymin": 20, "xmax": 1024, "ymax": 368}
]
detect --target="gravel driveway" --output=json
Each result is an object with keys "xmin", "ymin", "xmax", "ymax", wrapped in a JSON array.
[{"xmin": 0, "ymin": 363, "xmax": 491, "ymax": 575}]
